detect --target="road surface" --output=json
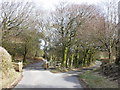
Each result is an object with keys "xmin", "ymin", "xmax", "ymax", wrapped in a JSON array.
[{"xmin": 15, "ymin": 61, "xmax": 82, "ymax": 88}]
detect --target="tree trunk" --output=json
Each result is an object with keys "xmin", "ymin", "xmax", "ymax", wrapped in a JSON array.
[
  {"xmin": 76, "ymin": 51, "xmax": 79, "ymax": 68},
  {"xmin": 118, "ymin": 2, "xmax": 120, "ymax": 88},
  {"xmin": 0, "ymin": 29, "xmax": 3, "ymax": 46},
  {"xmin": 70, "ymin": 54, "xmax": 74, "ymax": 68},
  {"xmin": 23, "ymin": 44, "xmax": 27, "ymax": 63},
  {"xmin": 62, "ymin": 46, "xmax": 68, "ymax": 68},
  {"xmin": 83, "ymin": 49, "xmax": 88, "ymax": 66},
  {"xmin": 108, "ymin": 46, "xmax": 112, "ymax": 63}
]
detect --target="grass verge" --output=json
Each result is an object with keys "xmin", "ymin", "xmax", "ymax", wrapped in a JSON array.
[
  {"xmin": 50, "ymin": 67, "xmax": 72, "ymax": 73},
  {"xmin": 80, "ymin": 70, "xmax": 118, "ymax": 88}
]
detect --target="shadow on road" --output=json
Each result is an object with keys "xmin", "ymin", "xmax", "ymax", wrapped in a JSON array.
[{"xmin": 24, "ymin": 62, "xmax": 45, "ymax": 71}]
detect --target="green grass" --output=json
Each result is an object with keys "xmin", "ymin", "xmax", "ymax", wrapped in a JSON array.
[
  {"xmin": 50, "ymin": 69, "xmax": 61, "ymax": 73},
  {"xmin": 50, "ymin": 67, "xmax": 71, "ymax": 73},
  {"xmin": 80, "ymin": 71, "xmax": 118, "ymax": 88}
]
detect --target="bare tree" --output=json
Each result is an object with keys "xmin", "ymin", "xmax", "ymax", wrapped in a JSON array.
[
  {"xmin": 0, "ymin": 1, "xmax": 44, "ymax": 62},
  {"xmin": 94, "ymin": 0, "xmax": 118, "ymax": 63},
  {"xmin": 49, "ymin": 2, "xmax": 100, "ymax": 68},
  {"xmin": 1, "ymin": 1, "xmax": 34, "ymax": 44}
]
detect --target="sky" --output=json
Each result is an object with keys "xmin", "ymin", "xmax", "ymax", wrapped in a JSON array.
[
  {"xmin": 1, "ymin": 0, "xmax": 119, "ymax": 11},
  {"xmin": 0, "ymin": 0, "xmax": 110, "ymax": 11},
  {"xmin": 33, "ymin": 0, "xmax": 103, "ymax": 9},
  {"xmin": 31, "ymin": 0, "xmax": 105, "ymax": 10}
]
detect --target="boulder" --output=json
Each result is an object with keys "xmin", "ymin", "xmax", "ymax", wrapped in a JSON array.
[
  {"xmin": 0, "ymin": 46, "xmax": 15, "ymax": 79},
  {"xmin": 0, "ymin": 47, "xmax": 22, "ymax": 89}
]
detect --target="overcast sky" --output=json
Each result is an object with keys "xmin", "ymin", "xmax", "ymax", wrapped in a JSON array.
[
  {"xmin": 1, "ymin": 0, "xmax": 116, "ymax": 11},
  {"xmin": 33, "ymin": 0, "xmax": 104, "ymax": 9}
]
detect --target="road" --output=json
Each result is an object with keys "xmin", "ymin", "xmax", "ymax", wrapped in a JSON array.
[{"xmin": 15, "ymin": 61, "xmax": 82, "ymax": 88}]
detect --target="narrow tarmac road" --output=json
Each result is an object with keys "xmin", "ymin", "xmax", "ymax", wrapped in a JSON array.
[{"xmin": 15, "ymin": 62, "xmax": 82, "ymax": 88}]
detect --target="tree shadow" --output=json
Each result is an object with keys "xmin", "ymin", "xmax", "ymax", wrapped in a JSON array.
[{"xmin": 23, "ymin": 62, "xmax": 45, "ymax": 71}]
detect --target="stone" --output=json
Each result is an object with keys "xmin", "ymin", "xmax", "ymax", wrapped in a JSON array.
[{"xmin": 0, "ymin": 46, "xmax": 15, "ymax": 79}]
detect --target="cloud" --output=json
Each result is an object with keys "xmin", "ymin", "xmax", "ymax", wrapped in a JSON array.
[
  {"xmin": 32, "ymin": 0, "xmax": 104, "ymax": 10},
  {"xmin": 1, "ymin": 0, "xmax": 106, "ymax": 11}
]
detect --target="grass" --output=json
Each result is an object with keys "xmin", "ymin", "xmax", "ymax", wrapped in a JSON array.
[
  {"xmin": 50, "ymin": 67, "xmax": 72, "ymax": 73},
  {"xmin": 50, "ymin": 69, "xmax": 61, "ymax": 73},
  {"xmin": 80, "ymin": 71, "xmax": 118, "ymax": 88}
]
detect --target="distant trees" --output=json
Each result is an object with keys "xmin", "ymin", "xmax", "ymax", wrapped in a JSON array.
[
  {"xmin": 116, "ymin": 1, "xmax": 120, "ymax": 66},
  {"xmin": 94, "ymin": 0, "xmax": 118, "ymax": 63},
  {"xmin": 1, "ymin": 2, "xmax": 33, "ymax": 41},
  {"xmin": 43, "ymin": 1, "xmax": 119, "ymax": 69},
  {"xmin": 1, "ymin": 0, "xmax": 118, "ymax": 68},
  {"xmin": 44, "ymin": 3, "xmax": 101, "ymax": 68}
]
